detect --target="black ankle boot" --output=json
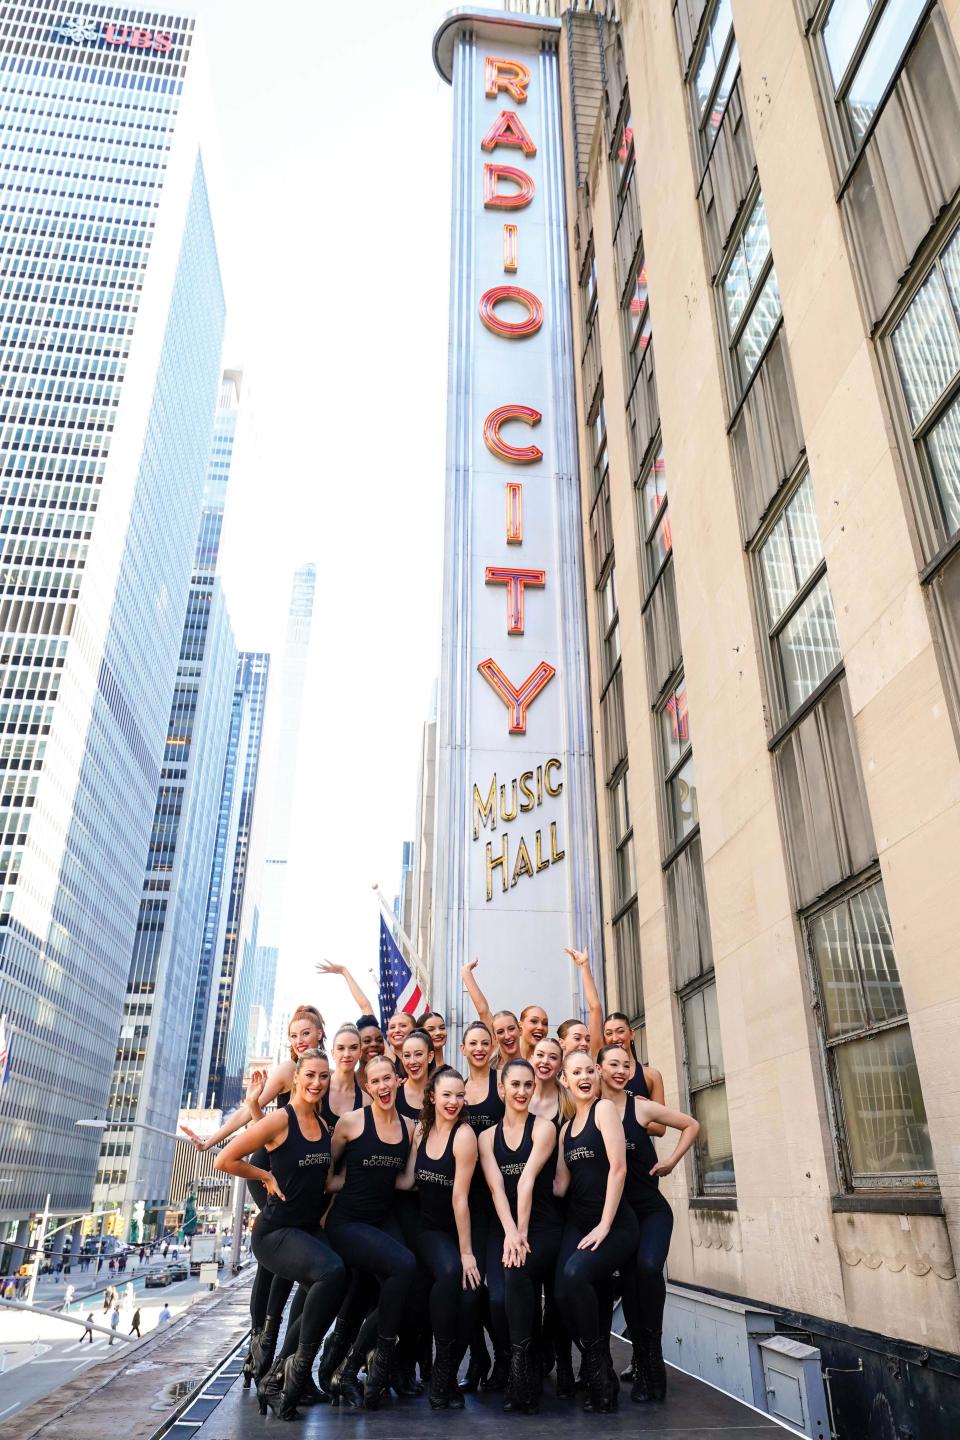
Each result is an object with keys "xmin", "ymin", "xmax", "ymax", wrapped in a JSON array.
[
  {"xmin": 481, "ymin": 1347, "xmax": 510, "ymax": 1392},
  {"xmin": 316, "ymin": 1318, "xmax": 352, "ymax": 1398},
  {"xmin": 330, "ymin": 1345, "xmax": 365, "ymax": 1408},
  {"xmin": 580, "ymin": 1336, "xmax": 615, "ymax": 1414},
  {"xmin": 555, "ymin": 1343, "xmax": 576, "ymax": 1399},
  {"xmin": 278, "ymin": 1342, "xmax": 321, "ymax": 1420},
  {"xmin": 620, "ymin": 1343, "xmax": 638, "ymax": 1383},
  {"xmin": 429, "ymin": 1338, "xmax": 457, "ymax": 1410},
  {"xmin": 250, "ymin": 1316, "xmax": 280, "ymax": 1382},
  {"xmin": 364, "ymin": 1334, "xmax": 398, "ymax": 1410},
  {"xmin": 256, "ymin": 1358, "xmax": 285, "ymax": 1418},
  {"xmin": 242, "ymin": 1329, "xmax": 259, "ymax": 1388},
  {"xmin": 640, "ymin": 1328, "xmax": 667, "ymax": 1402},
  {"xmin": 459, "ymin": 1333, "xmax": 490, "ymax": 1392},
  {"xmin": 391, "ymin": 1353, "xmax": 423, "ymax": 1397},
  {"xmin": 503, "ymin": 1339, "xmax": 538, "ymax": 1414}
]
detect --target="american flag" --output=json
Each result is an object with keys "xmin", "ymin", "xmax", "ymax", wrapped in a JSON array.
[
  {"xmin": 378, "ymin": 917, "xmax": 423, "ymax": 1029},
  {"xmin": 0, "ymin": 1013, "xmax": 10, "ymax": 1089}
]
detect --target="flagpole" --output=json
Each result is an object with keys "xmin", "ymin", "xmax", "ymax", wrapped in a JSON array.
[{"xmin": 371, "ymin": 885, "xmax": 430, "ymax": 1003}]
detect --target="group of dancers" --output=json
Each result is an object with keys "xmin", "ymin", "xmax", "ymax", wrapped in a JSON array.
[{"xmin": 187, "ymin": 949, "xmax": 698, "ymax": 1421}]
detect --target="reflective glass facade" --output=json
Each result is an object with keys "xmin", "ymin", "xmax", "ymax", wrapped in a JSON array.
[{"xmin": 0, "ymin": 4, "xmax": 224, "ymax": 1222}]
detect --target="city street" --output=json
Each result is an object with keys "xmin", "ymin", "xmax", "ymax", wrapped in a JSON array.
[{"xmin": 0, "ymin": 1247, "xmax": 245, "ymax": 1426}]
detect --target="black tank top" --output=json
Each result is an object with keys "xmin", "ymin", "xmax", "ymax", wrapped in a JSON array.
[
  {"xmin": 256, "ymin": 1106, "xmax": 330, "ymax": 1234},
  {"xmin": 492, "ymin": 1114, "xmax": 558, "ymax": 1230},
  {"xmin": 275, "ymin": 1089, "xmax": 291, "ymax": 1109},
  {"xmin": 396, "ymin": 1085, "xmax": 424, "ymax": 1122},
  {"xmin": 623, "ymin": 1062, "xmax": 650, "ymax": 1099},
  {"xmin": 320, "ymin": 1078, "xmax": 363, "ymax": 1128},
  {"xmin": 415, "ymin": 1125, "xmax": 459, "ymax": 1235},
  {"xmin": 463, "ymin": 1070, "xmax": 504, "ymax": 1136},
  {"xmin": 564, "ymin": 1101, "xmax": 622, "ymax": 1231},
  {"xmin": 328, "ymin": 1105, "xmax": 410, "ymax": 1226},
  {"xmin": 623, "ymin": 1097, "xmax": 660, "ymax": 1204}
]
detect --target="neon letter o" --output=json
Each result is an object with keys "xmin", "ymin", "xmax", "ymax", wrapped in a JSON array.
[{"xmin": 479, "ymin": 286, "xmax": 544, "ymax": 339}]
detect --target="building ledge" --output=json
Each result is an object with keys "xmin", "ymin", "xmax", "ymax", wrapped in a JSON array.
[
  {"xmin": 831, "ymin": 1192, "xmax": 943, "ymax": 1217},
  {"xmin": 689, "ymin": 1195, "xmax": 738, "ymax": 1212}
]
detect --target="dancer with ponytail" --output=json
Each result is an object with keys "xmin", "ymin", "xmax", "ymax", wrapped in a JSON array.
[
  {"xmin": 598, "ymin": 1044, "xmax": 698, "ymax": 1403},
  {"xmin": 420, "ymin": 1011, "xmax": 448, "ymax": 1068},
  {"xmin": 602, "ymin": 1011, "xmax": 667, "ymax": 1129},
  {"xmin": 396, "ymin": 1028, "xmax": 433, "ymax": 1120},
  {"xmin": 527, "ymin": 1035, "xmax": 575, "ymax": 1396},
  {"xmin": 529, "ymin": 1036, "xmax": 565, "ymax": 1125},
  {"xmin": 459, "ymin": 1019, "xmax": 506, "ymax": 1391},
  {"xmin": 214, "ymin": 1051, "xmax": 346, "ymax": 1420},
  {"xmin": 480, "ymin": 1058, "xmax": 562, "ymax": 1413},
  {"xmin": 322, "ymin": 1024, "xmax": 367, "ymax": 1125},
  {"xmin": 324, "ymin": 1056, "xmax": 417, "ymax": 1410},
  {"xmin": 399, "ymin": 1065, "xmax": 482, "ymax": 1408},
  {"xmin": 554, "ymin": 1050, "xmax": 640, "ymax": 1414}
]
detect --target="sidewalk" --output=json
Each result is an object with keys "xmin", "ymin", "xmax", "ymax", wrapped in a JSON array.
[{"xmin": 0, "ymin": 1269, "xmax": 253, "ymax": 1440}]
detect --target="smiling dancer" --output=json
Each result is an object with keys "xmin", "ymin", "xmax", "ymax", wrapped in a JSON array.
[
  {"xmin": 322, "ymin": 1024, "xmax": 367, "ymax": 1125},
  {"xmin": 396, "ymin": 1028, "xmax": 433, "ymax": 1120},
  {"xmin": 420, "ymin": 1011, "xmax": 448, "ymax": 1068},
  {"xmin": 554, "ymin": 1050, "xmax": 640, "ymax": 1414},
  {"xmin": 458, "ymin": 1019, "xmax": 506, "ymax": 1391},
  {"xmin": 480, "ymin": 1058, "xmax": 562, "ymax": 1413},
  {"xmin": 214, "ymin": 1050, "xmax": 346, "ymax": 1421},
  {"xmin": 599, "ymin": 1044, "xmax": 698, "ymax": 1402},
  {"xmin": 399, "ymin": 1065, "xmax": 481, "ymax": 1408},
  {"xmin": 324, "ymin": 1056, "xmax": 416, "ymax": 1409}
]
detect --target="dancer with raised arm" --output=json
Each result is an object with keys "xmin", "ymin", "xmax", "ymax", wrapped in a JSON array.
[
  {"xmin": 553, "ymin": 1050, "xmax": 640, "ymax": 1414},
  {"xmin": 214, "ymin": 1051, "xmax": 345, "ymax": 1420},
  {"xmin": 599, "ymin": 1044, "xmax": 698, "ymax": 1403}
]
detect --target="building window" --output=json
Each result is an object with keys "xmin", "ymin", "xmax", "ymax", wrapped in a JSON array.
[
  {"xmin": 582, "ymin": 246, "xmax": 599, "ymax": 334},
  {"xmin": 807, "ymin": 878, "xmax": 934, "ymax": 1187},
  {"xmin": 818, "ymin": 0, "xmax": 927, "ymax": 151},
  {"xmin": 613, "ymin": 901, "xmax": 643, "ymax": 1031},
  {"xmin": 757, "ymin": 474, "xmax": 842, "ymax": 716},
  {"xmin": 609, "ymin": 765, "xmax": 636, "ymax": 910},
  {"xmin": 590, "ymin": 394, "xmax": 609, "ymax": 499},
  {"xmin": 613, "ymin": 104, "xmax": 634, "ymax": 198},
  {"xmin": 659, "ymin": 675, "xmax": 697, "ymax": 848},
  {"xmin": 691, "ymin": 0, "xmax": 740, "ymax": 163},
  {"xmin": 681, "ymin": 978, "xmax": 735, "ymax": 1193},
  {"xmin": 624, "ymin": 253, "xmax": 651, "ymax": 384},
  {"xmin": 638, "ymin": 442, "xmax": 670, "ymax": 588},
  {"xmin": 721, "ymin": 191, "xmax": 782, "ymax": 394},
  {"xmin": 891, "ymin": 222, "xmax": 960, "ymax": 548},
  {"xmin": 599, "ymin": 561, "xmax": 621, "ymax": 684}
]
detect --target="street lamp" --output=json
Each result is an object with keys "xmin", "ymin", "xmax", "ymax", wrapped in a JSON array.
[{"xmin": 75, "ymin": 1117, "xmax": 181, "ymax": 1141}]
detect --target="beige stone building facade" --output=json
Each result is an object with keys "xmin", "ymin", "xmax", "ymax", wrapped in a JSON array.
[{"xmin": 501, "ymin": 0, "xmax": 960, "ymax": 1430}]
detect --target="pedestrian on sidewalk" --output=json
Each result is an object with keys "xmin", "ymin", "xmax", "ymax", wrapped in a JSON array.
[
  {"xmin": 139, "ymin": 1246, "xmax": 145, "ymax": 1264},
  {"xmin": 54, "ymin": 1261, "xmax": 62, "ymax": 1283},
  {"xmin": 158, "ymin": 1303, "xmax": 171, "ymax": 1326},
  {"xmin": 79, "ymin": 1312, "xmax": 94, "ymax": 1344},
  {"xmin": 109, "ymin": 1303, "xmax": 120, "ymax": 1345},
  {"xmin": 129, "ymin": 1308, "xmax": 142, "ymax": 1339},
  {"xmin": 60, "ymin": 1283, "xmax": 75, "ymax": 1312}
]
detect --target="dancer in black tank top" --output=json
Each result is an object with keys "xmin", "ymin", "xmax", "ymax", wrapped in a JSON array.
[
  {"xmin": 554, "ymin": 1050, "xmax": 639, "ymax": 1414},
  {"xmin": 602, "ymin": 1011, "xmax": 667, "ymax": 1131},
  {"xmin": 215, "ymin": 1050, "xmax": 345, "ymax": 1421},
  {"xmin": 322, "ymin": 1024, "xmax": 366, "ymax": 1126},
  {"xmin": 323, "ymin": 1056, "xmax": 416, "ymax": 1410},
  {"xmin": 396, "ymin": 1028, "xmax": 432, "ymax": 1120},
  {"xmin": 398, "ymin": 1065, "xmax": 481, "ymax": 1409},
  {"xmin": 599, "ymin": 1044, "xmax": 699, "ymax": 1405},
  {"xmin": 459, "ymin": 1020, "xmax": 507, "ymax": 1392},
  {"xmin": 480, "ymin": 1058, "xmax": 561, "ymax": 1413}
]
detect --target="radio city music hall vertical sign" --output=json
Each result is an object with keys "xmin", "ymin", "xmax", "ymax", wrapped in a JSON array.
[{"xmin": 432, "ymin": 11, "xmax": 601, "ymax": 1036}]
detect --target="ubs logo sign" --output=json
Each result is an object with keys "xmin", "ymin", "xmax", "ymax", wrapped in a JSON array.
[{"xmin": 57, "ymin": 18, "xmax": 172, "ymax": 52}]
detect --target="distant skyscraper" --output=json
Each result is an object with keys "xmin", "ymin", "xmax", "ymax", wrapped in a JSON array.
[
  {"xmin": 205, "ymin": 650, "xmax": 270, "ymax": 1109},
  {"xmin": 258, "ymin": 564, "xmax": 316, "ymax": 1053},
  {"xmin": 0, "ymin": 6, "xmax": 226, "ymax": 1235},
  {"xmin": 95, "ymin": 372, "xmax": 242, "ymax": 1233}
]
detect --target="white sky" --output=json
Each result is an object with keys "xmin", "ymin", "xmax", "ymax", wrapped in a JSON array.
[{"xmin": 190, "ymin": 0, "xmax": 456, "ymax": 1034}]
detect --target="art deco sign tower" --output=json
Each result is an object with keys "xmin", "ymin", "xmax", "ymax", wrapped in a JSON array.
[{"xmin": 432, "ymin": 9, "xmax": 602, "ymax": 1037}]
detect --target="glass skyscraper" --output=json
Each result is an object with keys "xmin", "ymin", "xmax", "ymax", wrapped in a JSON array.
[
  {"xmin": 95, "ymin": 372, "xmax": 241, "ymax": 1235},
  {"xmin": 0, "ymin": 5, "xmax": 226, "ymax": 1235}
]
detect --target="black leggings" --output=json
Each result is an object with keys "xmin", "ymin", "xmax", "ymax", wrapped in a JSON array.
[
  {"xmin": 251, "ymin": 1225, "xmax": 346, "ymax": 1348},
  {"xmin": 554, "ymin": 1209, "xmax": 639, "ymax": 1346},
  {"xmin": 619, "ymin": 1200, "xmax": 673, "ymax": 1337},
  {"xmin": 504, "ymin": 1223, "xmax": 562, "ymax": 1344},
  {"xmin": 326, "ymin": 1215, "xmax": 417, "ymax": 1338},
  {"xmin": 246, "ymin": 1149, "xmax": 272, "ymax": 1330},
  {"xmin": 415, "ymin": 1229, "xmax": 481, "ymax": 1345}
]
